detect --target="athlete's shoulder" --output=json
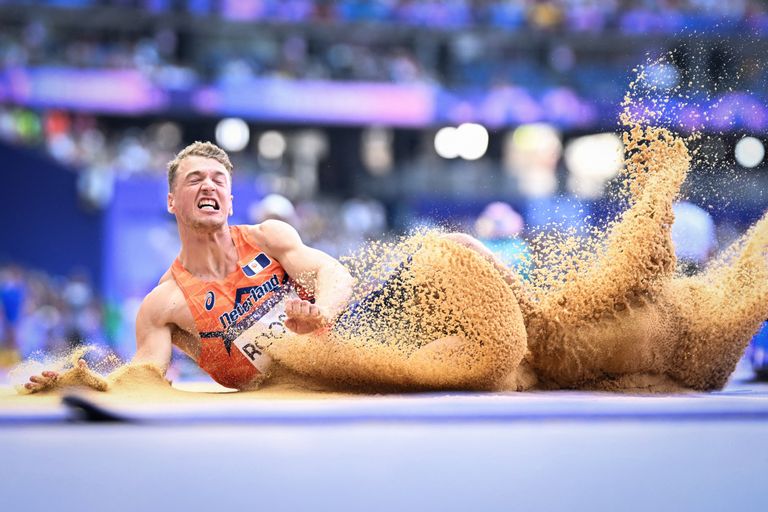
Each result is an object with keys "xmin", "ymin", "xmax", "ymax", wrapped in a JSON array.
[
  {"xmin": 152, "ymin": 266, "xmax": 185, "ymax": 303},
  {"xmin": 243, "ymin": 221, "xmax": 302, "ymax": 253},
  {"xmin": 139, "ymin": 279, "xmax": 185, "ymax": 326}
]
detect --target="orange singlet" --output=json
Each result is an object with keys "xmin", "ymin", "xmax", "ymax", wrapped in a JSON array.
[{"xmin": 170, "ymin": 225, "xmax": 305, "ymax": 389}]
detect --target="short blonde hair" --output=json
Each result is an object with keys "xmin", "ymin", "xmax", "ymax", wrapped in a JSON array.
[{"xmin": 167, "ymin": 141, "xmax": 233, "ymax": 190}]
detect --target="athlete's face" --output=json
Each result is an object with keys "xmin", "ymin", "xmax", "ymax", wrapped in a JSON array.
[{"xmin": 168, "ymin": 156, "xmax": 233, "ymax": 232}]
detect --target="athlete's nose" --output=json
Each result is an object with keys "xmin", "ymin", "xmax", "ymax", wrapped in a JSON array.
[{"xmin": 201, "ymin": 176, "xmax": 216, "ymax": 191}]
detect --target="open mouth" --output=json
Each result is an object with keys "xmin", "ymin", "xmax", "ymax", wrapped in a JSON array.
[{"xmin": 197, "ymin": 198, "xmax": 220, "ymax": 211}]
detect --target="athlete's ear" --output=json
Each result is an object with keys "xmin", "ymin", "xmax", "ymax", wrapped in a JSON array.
[
  {"xmin": 229, "ymin": 194, "xmax": 234, "ymax": 216},
  {"xmin": 167, "ymin": 192, "xmax": 175, "ymax": 214}
]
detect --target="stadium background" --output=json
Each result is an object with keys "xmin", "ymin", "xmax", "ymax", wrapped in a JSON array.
[{"xmin": 1, "ymin": 0, "xmax": 768, "ymax": 376}]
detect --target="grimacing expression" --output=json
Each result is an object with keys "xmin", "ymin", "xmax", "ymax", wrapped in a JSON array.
[{"xmin": 168, "ymin": 156, "xmax": 233, "ymax": 231}]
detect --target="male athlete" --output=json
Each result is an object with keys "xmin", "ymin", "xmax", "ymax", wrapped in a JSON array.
[
  {"xmin": 25, "ymin": 142, "xmax": 357, "ymax": 391},
  {"xmin": 25, "ymin": 137, "xmax": 536, "ymax": 393}
]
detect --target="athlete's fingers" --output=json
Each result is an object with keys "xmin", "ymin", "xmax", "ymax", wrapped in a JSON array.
[
  {"xmin": 287, "ymin": 299, "xmax": 312, "ymax": 318},
  {"xmin": 31, "ymin": 370, "xmax": 60, "ymax": 387},
  {"xmin": 287, "ymin": 302, "xmax": 303, "ymax": 319},
  {"xmin": 286, "ymin": 298, "xmax": 303, "ymax": 317},
  {"xmin": 26, "ymin": 373, "xmax": 55, "ymax": 392},
  {"xmin": 31, "ymin": 382, "xmax": 48, "ymax": 392},
  {"xmin": 308, "ymin": 303, "xmax": 322, "ymax": 319}
]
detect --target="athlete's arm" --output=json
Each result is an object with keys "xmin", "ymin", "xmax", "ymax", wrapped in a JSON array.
[
  {"xmin": 132, "ymin": 284, "xmax": 174, "ymax": 372},
  {"xmin": 22, "ymin": 286, "xmax": 173, "ymax": 393},
  {"xmin": 248, "ymin": 220, "xmax": 354, "ymax": 333}
]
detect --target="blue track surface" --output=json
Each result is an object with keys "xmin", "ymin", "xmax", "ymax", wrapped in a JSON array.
[{"xmin": 2, "ymin": 367, "xmax": 767, "ymax": 512}]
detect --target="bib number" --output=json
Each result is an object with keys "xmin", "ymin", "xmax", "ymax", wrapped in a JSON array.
[{"xmin": 232, "ymin": 290, "xmax": 297, "ymax": 373}]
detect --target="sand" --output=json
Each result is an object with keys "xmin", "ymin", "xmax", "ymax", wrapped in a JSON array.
[
  {"xmin": 265, "ymin": 232, "xmax": 528, "ymax": 392},
  {"xmin": 521, "ymin": 72, "xmax": 768, "ymax": 391}
]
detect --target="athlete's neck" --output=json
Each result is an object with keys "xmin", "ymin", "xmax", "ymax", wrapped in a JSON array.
[{"xmin": 177, "ymin": 223, "xmax": 239, "ymax": 280}]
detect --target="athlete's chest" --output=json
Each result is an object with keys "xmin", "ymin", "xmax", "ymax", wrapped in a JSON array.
[
  {"xmin": 208, "ymin": 271, "xmax": 288, "ymax": 331},
  {"xmin": 174, "ymin": 248, "xmax": 285, "ymax": 316},
  {"xmin": 173, "ymin": 250, "xmax": 296, "ymax": 370},
  {"xmin": 169, "ymin": 247, "xmax": 285, "ymax": 328},
  {"xmin": 193, "ymin": 264, "xmax": 290, "ymax": 343}
]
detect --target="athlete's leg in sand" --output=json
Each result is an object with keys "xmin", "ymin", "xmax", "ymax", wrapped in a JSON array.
[
  {"xmin": 264, "ymin": 233, "xmax": 529, "ymax": 391},
  {"xmin": 524, "ymin": 127, "xmax": 691, "ymax": 387},
  {"xmin": 440, "ymin": 233, "xmax": 536, "ymax": 319},
  {"xmin": 665, "ymin": 211, "xmax": 768, "ymax": 390},
  {"xmin": 402, "ymin": 234, "xmax": 530, "ymax": 390}
]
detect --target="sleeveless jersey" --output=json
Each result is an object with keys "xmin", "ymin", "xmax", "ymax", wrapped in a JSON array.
[{"xmin": 170, "ymin": 225, "xmax": 302, "ymax": 389}]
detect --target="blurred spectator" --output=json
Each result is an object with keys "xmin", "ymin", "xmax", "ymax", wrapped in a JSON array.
[
  {"xmin": 0, "ymin": 265, "xmax": 110, "ymax": 361},
  {"xmin": 748, "ymin": 320, "xmax": 768, "ymax": 380},
  {"xmin": 671, "ymin": 201, "xmax": 717, "ymax": 275},
  {"xmin": 3, "ymin": 0, "xmax": 766, "ymax": 94},
  {"xmin": 474, "ymin": 201, "xmax": 532, "ymax": 279},
  {"xmin": 6, "ymin": 0, "xmax": 765, "ymax": 34},
  {"xmin": 61, "ymin": 270, "xmax": 96, "ymax": 345},
  {"xmin": 0, "ymin": 266, "xmax": 25, "ymax": 367},
  {"xmin": 341, "ymin": 197, "xmax": 387, "ymax": 237},
  {"xmin": 249, "ymin": 193, "xmax": 298, "ymax": 225}
]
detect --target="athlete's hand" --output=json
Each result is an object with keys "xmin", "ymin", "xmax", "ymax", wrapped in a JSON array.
[
  {"xmin": 23, "ymin": 359, "xmax": 90, "ymax": 393},
  {"xmin": 24, "ymin": 368, "xmax": 63, "ymax": 393},
  {"xmin": 22, "ymin": 359, "xmax": 108, "ymax": 394},
  {"xmin": 284, "ymin": 298, "xmax": 327, "ymax": 335}
]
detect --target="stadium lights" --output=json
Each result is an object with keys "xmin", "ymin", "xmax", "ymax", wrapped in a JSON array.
[
  {"xmin": 361, "ymin": 127, "xmax": 393, "ymax": 176},
  {"xmin": 458, "ymin": 123, "xmax": 489, "ymax": 160},
  {"xmin": 215, "ymin": 117, "xmax": 250, "ymax": 152},
  {"xmin": 565, "ymin": 132, "xmax": 623, "ymax": 199},
  {"xmin": 734, "ymin": 136, "xmax": 765, "ymax": 168},
  {"xmin": 258, "ymin": 130, "xmax": 287, "ymax": 160},
  {"xmin": 433, "ymin": 123, "xmax": 489, "ymax": 160},
  {"xmin": 505, "ymin": 123, "xmax": 561, "ymax": 198},
  {"xmin": 434, "ymin": 126, "xmax": 460, "ymax": 159}
]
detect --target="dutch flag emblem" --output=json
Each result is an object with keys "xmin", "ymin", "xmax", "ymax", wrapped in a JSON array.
[{"xmin": 242, "ymin": 253, "xmax": 272, "ymax": 277}]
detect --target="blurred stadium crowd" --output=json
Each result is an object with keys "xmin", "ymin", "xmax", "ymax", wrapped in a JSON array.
[
  {"xmin": 0, "ymin": 264, "xmax": 112, "ymax": 366},
  {"xmin": 3, "ymin": 0, "xmax": 768, "ymax": 32},
  {"xmin": 4, "ymin": 0, "xmax": 768, "ymax": 96},
  {"xmin": 1, "ymin": 0, "xmax": 767, "ymax": 373}
]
